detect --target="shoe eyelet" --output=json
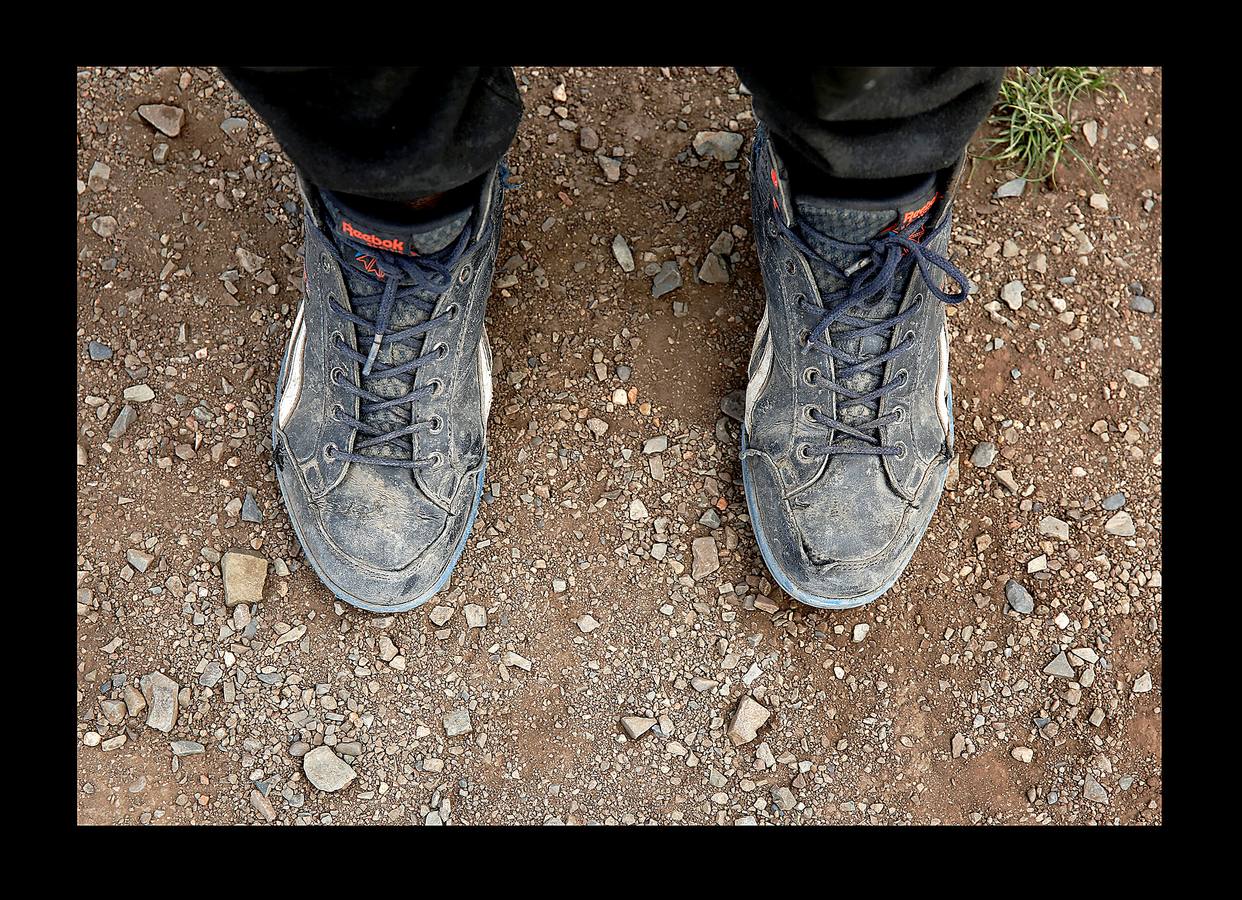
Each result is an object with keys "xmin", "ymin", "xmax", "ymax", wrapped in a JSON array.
[
  {"xmin": 428, "ymin": 378, "xmax": 445, "ymax": 398},
  {"xmin": 445, "ymin": 303, "xmax": 460, "ymax": 321},
  {"xmin": 894, "ymin": 442, "xmax": 908, "ymax": 461},
  {"xmin": 785, "ymin": 259, "xmax": 797, "ymax": 276},
  {"xmin": 323, "ymin": 442, "xmax": 338, "ymax": 461},
  {"xmin": 891, "ymin": 405, "xmax": 906, "ymax": 424},
  {"xmin": 434, "ymin": 342, "xmax": 449, "ymax": 361},
  {"xmin": 803, "ymin": 405, "xmax": 819, "ymax": 424},
  {"xmin": 320, "ymin": 255, "xmax": 331, "ymax": 273},
  {"xmin": 457, "ymin": 265, "xmax": 473, "ymax": 285},
  {"xmin": 896, "ymin": 368, "xmax": 909, "ymax": 387},
  {"xmin": 329, "ymin": 366, "xmax": 345, "ymax": 386},
  {"xmin": 428, "ymin": 414, "xmax": 444, "ymax": 434},
  {"xmin": 904, "ymin": 329, "xmax": 916, "ymax": 347},
  {"xmin": 767, "ymin": 219, "xmax": 779, "ymax": 238},
  {"xmin": 797, "ymin": 443, "xmax": 814, "ymax": 461},
  {"xmin": 330, "ymin": 330, "xmax": 345, "ymax": 349},
  {"xmin": 802, "ymin": 367, "xmax": 819, "ymax": 386},
  {"xmin": 427, "ymin": 451, "xmax": 444, "ymax": 469},
  {"xmin": 331, "ymin": 404, "xmax": 345, "ymax": 422}
]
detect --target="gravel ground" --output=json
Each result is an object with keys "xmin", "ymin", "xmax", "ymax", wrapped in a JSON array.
[{"xmin": 76, "ymin": 65, "xmax": 1162, "ymax": 825}]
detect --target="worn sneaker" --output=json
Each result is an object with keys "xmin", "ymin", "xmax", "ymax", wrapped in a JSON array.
[
  {"xmin": 741, "ymin": 126, "xmax": 970, "ymax": 608},
  {"xmin": 271, "ymin": 168, "xmax": 503, "ymax": 612}
]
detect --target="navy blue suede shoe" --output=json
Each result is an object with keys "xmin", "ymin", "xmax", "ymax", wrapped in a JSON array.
[
  {"xmin": 741, "ymin": 127, "xmax": 970, "ymax": 609},
  {"xmin": 272, "ymin": 169, "xmax": 503, "ymax": 612}
]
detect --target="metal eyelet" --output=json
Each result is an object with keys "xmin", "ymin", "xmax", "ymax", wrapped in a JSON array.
[
  {"xmin": 445, "ymin": 303, "xmax": 460, "ymax": 321},
  {"xmin": 428, "ymin": 378, "xmax": 445, "ymax": 398},
  {"xmin": 320, "ymin": 255, "xmax": 331, "ymax": 273},
  {"xmin": 891, "ymin": 405, "xmax": 906, "ymax": 424},
  {"xmin": 896, "ymin": 368, "xmax": 909, "ymax": 387},
  {"xmin": 331, "ymin": 404, "xmax": 345, "ymax": 422},
  {"xmin": 457, "ymin": 265, "xmax": 473, "ymax": 284},
  {"xmin": 785, "ymin": 259, "xmax": 797, "ymax": 276},
  {"xmin": 894, "ymin": 442, "xmax": 908, "ymax": 461},
  {"xmin": 329, "ymin": 366, "xmax": 345, "ymax": 385},
  {"xmin": 434, "ymin": 342, "xmax": 449, "ymax": 361},
  {"xmin": 803, "ymin": 405, "xmax": 819, "ymax": 424},
  {"xmin": 767, "ymin": 219, "xmax": 778, "ymax": 238},
  {"xmin": 428, "ymin": 414, "xmax": 444, "ymax": 434},
  {"xmin": 904, "ymin": 329, "xmax": 916, "ymax": 347},
  {"xmin": 427, "ymin": 451, "xmax": 444, "ymax": 468},
  {"xmin": 330, "ymin": 330, "xmax": 345, "ymax": 348},
  {"xmin": 323, "ymin": 443, "xmax": 338, "ymax": 460},
  {"xmin": 803, "ymin": 367, "xmax": 819, "ymax": 386},
  {"xmin": 797, "ymin": 443, "xmax": 814, "ymax": 461}
]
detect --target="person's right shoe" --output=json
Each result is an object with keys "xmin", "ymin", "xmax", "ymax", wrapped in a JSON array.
[
  {"xmin": 271, "ymin": 168, "xmax": 503, "ymax": 613},
  {"xmin": 741, "ymin": 126, "xmax": 970, "ymax": 609}
]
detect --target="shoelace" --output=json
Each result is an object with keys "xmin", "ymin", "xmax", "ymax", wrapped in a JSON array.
[
  {"xmin": 321, "ymin": 221, "xmax": 473, "ymax": 470},
  {"xmin": 775, "ymin": 208, "xmax": 970, "ymax": 458}
]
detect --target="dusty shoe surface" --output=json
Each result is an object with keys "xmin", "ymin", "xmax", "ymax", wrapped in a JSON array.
[
  {"xmin": 742, "ymin": 127, "xmax": 969, "ymax": 608},
  {"xmin": 272, "ymin": 170, "xmax": 503, "ymax": 612}
]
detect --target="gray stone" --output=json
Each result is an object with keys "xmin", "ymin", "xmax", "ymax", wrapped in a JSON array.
[
  {"xmin": 108, "ymin": 405, "xmax": 137, "ymax": 440},
  {"xmin": 92, "ymin": 216, "xmax": 117, "ymax": 238},
  {"xmin": 88, "ymin": 161, "xmax": 111, "ymax": 192},
  {"xmin": 611, "ymin": 235, "xmax": 635, "ymax": 272},
  {"xmin": 1133, "ymin": 671, "xmax": 1153, "ymax": 693},
  {"xmin": 303, "ymin": 746, "xmax": 356, "ymax": 792},
  {"xmin": 1101, "ymin": 492, "xmax": 1126, "ymax": 511},
  {"xmin": 126, "ymin": 549, "xmax": 155, "ymax": 573},
  {"xmin": 1083, "ymin": 772, "xmax": 1109, "ymax": 804},
  {"xmin": 578, "ymin": 126, "xmax": 600, "ymax": 151},
  {"xmin": 970, "ymin": 442, "xmax": 997, "ymax": 468},
  {"xmin": 1129, "ymin": 296, "xmax": 1155, "ymax": 315},
  {"xmin": 728, "ymin": 696, "xmax": 770, "ymax": 746},
  {"xmin": 464, "ymin": 604, "xmax": 487, "ymax": 628},
  {"xmin": 643, "ymin": 436, "xmax": 667, "ymax": 455},
  {"xmin": 170, "ymin": 740, "xmax": 205, "ymax": 756},
  {"xmin": 596, "ymin": 155, "xmax": 621, "ymax": 182},
  {"xmin": 692, "ymin": 131, "xmax": 744, "ymax": 162},
  {"xmin": 621, "ymin": 716, "xmax": 656, "ymax": 739},
  {"xmin": 220, "ymin": 116, "xmax": 249, "ymax": 137},
  {"xmin": 1043, "ymin": 652, "xmax": 1076, "ymax": 679},
  {"xmin": 994, "ymin": 177, "xmax": 1026, "ymax": 198},
  {"xmin": 138, "ymin": 104, "xmax": 185, "ymax": 137},
  {"xmin": 100, "ymin": 699, "xmax": 126, "ymax": 725},
  {"xmin": 720, "ymin": 389, "xmax": 745, "ymax": 423},
  {"xmin": 652, "ymin": 261, "xmax": 682, "ymax": 298},
  {"xmin": 1038, "ymin": 516, "xmax": 1070, "ymax": 541},
  {"xmin": 222, "ymin": 552, "xmax": 268, "ymax": 606},
  {"xmin": 1104, "ymin": 511, "xmax": 1136, "ymax": 537},
  {"xmin": 698, "ymin": 252, "xmax": 729, "ymax": 284},
  {"xmin": 87, "ymin": 340, "xmax": 113, "ymax": 361},
  {"xmin": 241, "ymin": 493, "xmax": 263, "ymax": 523},
  {"xmin": 1001, "ymin": 280, "xmax": 1025, "ymax": 310},
  {"xmin": 443, "ymin": 708, "xmax": 472, "ymax": 737},
  {"xmin": 1004, "ymin": 579, "xmax": 1034, "ymax": 614},
  {"xmin": 142, "ymin": 671, "xmax": 179, "ymax": 733},
  {"xmin": 691, "ymin": 537, "xmax": 720, "ymax": 581}
]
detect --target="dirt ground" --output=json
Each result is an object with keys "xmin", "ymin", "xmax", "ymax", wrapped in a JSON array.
[{"xmin": 75, "ymin": 66, "xmax": 1162, "ymax": 825}]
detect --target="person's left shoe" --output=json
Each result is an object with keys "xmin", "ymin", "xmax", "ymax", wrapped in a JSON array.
[{"xmin": 741, "ymin": 126, "xmax": 970, "ymax": 609}]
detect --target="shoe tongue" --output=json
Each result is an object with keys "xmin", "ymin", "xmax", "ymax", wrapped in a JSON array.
[
  {"xmin": 320, "ymin": 189, "xmax": 473, "ymax": 259},
  {"xmin": 792, "ymin": 177, "xmax": 938, "ymax": 432},
  {"xmin": 318, "ymin": 190, "xmax": 474, "ymax": 462}
]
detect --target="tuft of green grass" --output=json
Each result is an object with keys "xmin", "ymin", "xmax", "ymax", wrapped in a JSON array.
[{"xmin": 981, "ymin": 67, "xmax": 1126, "ymax": 186}]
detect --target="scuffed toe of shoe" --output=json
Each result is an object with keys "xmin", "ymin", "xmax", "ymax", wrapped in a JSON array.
[
  {"xmin": 743, "ymin": 449, "xmax": 948, "ymax": 607},
  {"xmin": 319, "ymin": 467, "xmax": 447, "ymax": 573}
]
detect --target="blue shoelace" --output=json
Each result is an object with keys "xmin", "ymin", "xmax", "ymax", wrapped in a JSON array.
[
  {"xmin": 774, "ymin": 209, "xmax": 970, "ymax": 458},
  {"xmin": 321, "ymin": 222, "xmax": 473, "ymax": 470}
]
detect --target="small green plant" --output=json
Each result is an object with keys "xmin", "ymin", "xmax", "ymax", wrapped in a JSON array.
[{"xmin": 982, "ymin": 67, "xmax": 1126, "ymax": 186}]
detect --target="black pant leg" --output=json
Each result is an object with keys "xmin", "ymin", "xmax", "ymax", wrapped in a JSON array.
[
  {"xmin": 735, "ymin": 66, "xmax": 1004, "ymax": 184},
  {"xmin": 219, "ymin": 66, "xmax": 522, "ymax": 202}
]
